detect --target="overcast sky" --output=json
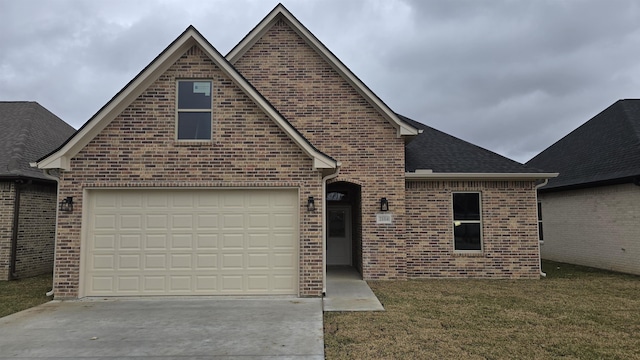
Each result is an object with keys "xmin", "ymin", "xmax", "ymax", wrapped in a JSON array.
[{"xmin": 1, "ymin": 0, "xmax": 639, "ymax": 163}]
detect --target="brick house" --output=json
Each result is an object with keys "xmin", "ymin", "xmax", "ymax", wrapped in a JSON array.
[
  {"xmin": 34, "ymin": 5, "xmax": 555, "ymax": 298},
  {"xmin": 528, "ymin": 99, "xmax": 640, "ymax": 275},
  {"xmin": 0, "ymin": 102, "xmax": 75, "ymax": 280}
]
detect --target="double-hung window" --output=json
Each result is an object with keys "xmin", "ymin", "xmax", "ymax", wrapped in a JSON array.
[
  {"xmin": 453, "ymin": 192, "xmax": 482, "ymax": 252},
  {"xmin": 177, "ymin": 80, "xmax": 212, "ymax": 140},
  {"xmin": 537, "ymin": 202, "xmax": 544, "ymax": 241}
]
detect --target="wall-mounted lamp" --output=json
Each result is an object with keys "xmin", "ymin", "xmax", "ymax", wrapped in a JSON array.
[
  {"xmin": 380, "ymin": 197, "xmax": 389, "ymax": 212},
  {"xmin": 59, "ymin": 196, "xmax": 73, "ymax": 212},
  {"xmin": 307, "ymin": 196, "xmax": 315, "ymax": 212}
]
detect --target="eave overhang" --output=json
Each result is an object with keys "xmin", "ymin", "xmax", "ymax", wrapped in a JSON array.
[
  {"xmin": 34, "ymin": 26, "xmax": 336, "ymax": 171},
  {"xmin": 405, "ymin": 171, "xmax": 559, "ymax": 181}
]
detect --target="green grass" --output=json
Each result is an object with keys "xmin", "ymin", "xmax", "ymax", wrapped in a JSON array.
[
  {"xmin": 0, "ymin": 273, "xmax": 53, "ymax": 318},
  {"xmin": 324, "ymin": 261, "xmax": 640, "ymax": 359}
]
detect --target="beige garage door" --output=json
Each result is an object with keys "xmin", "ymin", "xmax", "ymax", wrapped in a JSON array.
[{"xmin": 84, "ymin": 189, "xmax": 298, "ymax": 296}]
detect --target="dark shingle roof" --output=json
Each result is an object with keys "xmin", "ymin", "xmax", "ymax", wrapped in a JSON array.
[
  {"xmin": 0, "ymin": 102, "xmax": 75, "ymax": 181},
  {"xmin": 401, "ymin": 114, "xmax": 548, "ymax": 174},
  {"xmin": 526, "ymin": 99, "xmax": 640, "ymax": 191}
]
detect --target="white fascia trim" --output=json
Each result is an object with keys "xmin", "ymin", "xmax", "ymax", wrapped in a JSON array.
[
  {"xmin": 226, "ymin": 5, "xmax": 419, "ymax": 138},
  {"xmin": 405, "ymin": 172, "xmax": 559, "ymax": 180},
  {"xmin": 36, "ymin": 27, "xmax": 336, "ymax": 171},
  {"xmin": 36, "ymin": 36, "xmax": 194, "ymax": 171}
]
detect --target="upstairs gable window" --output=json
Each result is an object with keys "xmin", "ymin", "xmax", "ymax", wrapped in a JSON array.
[{"xmin": 177, "ymin": 80, "xmax": 212, "ymax": 140}]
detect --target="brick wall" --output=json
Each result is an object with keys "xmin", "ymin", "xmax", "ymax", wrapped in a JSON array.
[
  {"xmin": 233, "ymin": 18, "xmax": 407, "ymax": 280},
  {"xmin": 0, "ymin": 182, "xmax": 15, "ymax": 280},
  {"xmin": 406, "ymin": 180, "xmax": 541, "ymax": 278},
  {"xmin": 540, "ymin": 183, "xmax": 640, "ymax": 275},
  {"xmin": 14, "ymin": 184, "xmax": 56, "ymax": 278},
  {"xmin": 54, "ymin": 46, "xmax": 324, "ymax": 298}
]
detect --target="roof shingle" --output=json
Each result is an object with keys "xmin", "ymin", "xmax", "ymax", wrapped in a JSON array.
[
  {"xmin": 0, "ymin": 102, "xmax": 75, "ymax": 180},
  {"xmin": 402, "ymin": 114, "xmax": 548, "ymax": 174},
  {"xmin": 526, "ymin": 99, "xmax": 640, "ymax": 190}
]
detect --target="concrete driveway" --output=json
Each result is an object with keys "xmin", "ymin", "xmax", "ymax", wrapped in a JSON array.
[{"xmin": 0, "ymin": 297, "xmax": 324, "ymax": 359}]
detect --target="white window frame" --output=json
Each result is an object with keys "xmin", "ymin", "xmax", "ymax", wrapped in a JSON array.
[
  {"xmin": 175, "ymin": 79, "xmax": 213, "ymax": 141},
  {"xmin": 452, "ymin": 192, "xmax": 483, "ymax": 253}
]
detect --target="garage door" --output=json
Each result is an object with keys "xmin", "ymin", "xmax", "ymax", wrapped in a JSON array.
[{"xmin": 84, "ymin": 189, "xmax": 298, "ymax": 296}]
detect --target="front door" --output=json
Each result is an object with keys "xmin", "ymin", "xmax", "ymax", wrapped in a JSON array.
[{"xmin": 327, "ymin": 205, "xmax": 352, "ymax": 265}]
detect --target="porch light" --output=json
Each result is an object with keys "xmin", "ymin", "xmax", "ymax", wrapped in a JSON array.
[
  {"xmin": 59, "ymin": 196, "xmax": 73, "ymax": 212},
  {"xmin": 307, "ymin": 196, "xmax": 315, "ymax": 212},
  {"xmin": 380, "ymin": 197, "xmax": 389, "ymax": 212}
]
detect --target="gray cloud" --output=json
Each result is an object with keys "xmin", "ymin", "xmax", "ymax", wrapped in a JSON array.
[{"xmin": 1, "ymin": 0, "xmax": 639, "ymax": 163}]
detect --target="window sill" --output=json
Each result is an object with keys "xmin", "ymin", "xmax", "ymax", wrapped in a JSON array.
[
  {"xmin": 173, "ymin": 140, "xmax": 215, "ymax": 147},
  {"xmin": 452, "ymin": 251, "xmax": 484, "ymax": 257}
]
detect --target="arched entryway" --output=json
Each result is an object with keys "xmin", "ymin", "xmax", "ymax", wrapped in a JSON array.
[{"xmin": 326, "ymin": 181, "xmax": 362, "ymax": 275}]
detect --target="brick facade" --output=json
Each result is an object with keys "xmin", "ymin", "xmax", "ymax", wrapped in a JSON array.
[
  {"xmin": 406, "ymin": 180, "xmax": 541, "ymax": 278},
  {"xmin": 49, "ymin": 17, "xmax": 545, "ymax": 298},
  {"xmin": 234, "ymin": 19, "xmax": 407, "ymax": 280},
  {"xmin": 539, "ymin": 183, "xmax": 640, "ymax": 275},
  {"xmin": 0, "ymin": 182, "xmax": 56, "ymax": 281},
  {"xmin": 14, "ymin": 184, "xmax": 56, "ymax": 278},
  {"xmin": 0, "ymin": 182, "xmax": 15, "ymax": 280},
  {"xmin": 54, "ymin": 46, "xmax": 324, "ymax": 298}
]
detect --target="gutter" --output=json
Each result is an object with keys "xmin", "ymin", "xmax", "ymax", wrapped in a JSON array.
[
  {"xmin": 405, "ymin": 170, "xmax": 559, "ymax": 181},
  {"xmin": 321, "ymin": 164, "xmax": 341, "ymax": 295},
  {"xmin": 535, "ymin": 178, "xmax": 549, "ymax": 277}
]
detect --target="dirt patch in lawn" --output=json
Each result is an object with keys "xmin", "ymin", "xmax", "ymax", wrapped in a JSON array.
[
  {"xmin": 324, "ymin": 261, "xmax": 640, "ymax": 359},
  {"xmin": 0, "ymin": 273, "xmax": 53, "ymax": 318}
]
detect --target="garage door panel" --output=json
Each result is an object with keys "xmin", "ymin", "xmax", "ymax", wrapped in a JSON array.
[
  {"xmin": 196, "ymin": 214, "xmax": 218, "ymax": 229},
  {"xmin": 120, "ymin": 215, "xmax": 142, "ymax": 230},
  {"xmin": 94, "ymin": 215, "xmax": 116, "ymax": 230},
  {"xmin": 119, "ymin": 254, "xmax": 141, "ymax": 270},
  {"xmin": 147, "ymin": 214, "xmax": 168, "ymax": 229},
  {"xmin": 196, "ymin": 234, "xmax": 217, "ymax": 249},
  {"xmin": 146, "ymin": 234, "xmax": 168, "ymax": 249},
  {"xmin": 171, "ymin": 234, "xmax": 193, "ymax": 249},
  {"xmin": 120, "ymin": 235, "xmax": 141, "ymax": 249},
  {"xmin": 94, "ymin": 235, "xmax": 115, "ymax": 250},
  {"xmin": 85, "ymin": 189, "xmax": 298, "ymax": 296},
  {"xmin": 121, "ymin": 194, "xmax": 143, "ymax": 208}
]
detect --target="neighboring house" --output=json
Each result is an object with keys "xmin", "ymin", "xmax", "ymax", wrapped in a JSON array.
[
  {"xmin": 34, "ymin": 5, "xmax": 555, "ymax": 299},
  {"xmin": 0, "ymin": 101, "xmax": 75, "ymax": 280},
  {"xmin": 527, "ymin": 99, "xmax": 640, "ymax": 275}
]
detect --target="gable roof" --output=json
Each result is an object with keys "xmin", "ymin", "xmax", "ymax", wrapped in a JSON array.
[
  {"xmin": 226, "ymin": 3, "xmax": 419, "ymax": 139},
  {"xmin": 402, "ymin": 114, "xmax": 556, "ymax": 180},
  {"xmin": 34, "ymin": 26, "xmax": 337, "ymax": 171},
  {"xmin": 0, "ymin": 101, "xmax": 75, "ymax": 181},
  {"xmin": 527, "ymin": 99, "xmax": 640, "ymax": 191}
]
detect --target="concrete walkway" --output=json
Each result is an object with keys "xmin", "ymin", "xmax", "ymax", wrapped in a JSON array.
[
  {"xmin": 0, "ymin": 297, "xmax": 324, "ymax": 359},
  {"xmin": 323, "ymin": 266, "xmax": 385, "ymax": 312}
]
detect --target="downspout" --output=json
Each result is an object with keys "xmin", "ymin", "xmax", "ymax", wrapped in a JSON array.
[
  {"xmin": 535, "ymin": 178, "xmax": 549, "ymax": 277},
  {"xmin": 41, "ymin": 169, "xmax": 60, "ymax": 297},
  {"xmin": 322, "ymin": 165, "xmax": 341, "ymax": 295},
  {"xmin": 9, "ymin": 180, "xmax": 23, "ymax": 280}
]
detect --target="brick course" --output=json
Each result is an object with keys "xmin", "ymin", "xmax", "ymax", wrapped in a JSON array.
[
  {"xmin": 540, "ymin": 183, "xmax": 640, "ymax": 275},
  {"xmin": 0, "ymin": 182, "xmax": 56, "ymax": 281},
  {"xmin": 14, "ymin": 184, "xmax": 56, "ymax": 278},
  {"xmin": 0, "ymin": 182, "xmax": 15, "ymax": 280},
  {"xmin": 234, "ymin": 19, "xmax": 407, "ymax": 280},
  {"xmin": 406, "ymin": 180, "xmax": 541, "ymax": 278}
]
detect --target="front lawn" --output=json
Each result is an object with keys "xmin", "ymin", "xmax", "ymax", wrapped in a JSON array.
[
  {"xmin": 324, "ymin": 261, "xmax": 640, "ymax": 359},
  {"xmin": 0, "ymin": 273, "xmax": 53, "ymax": 318}
]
